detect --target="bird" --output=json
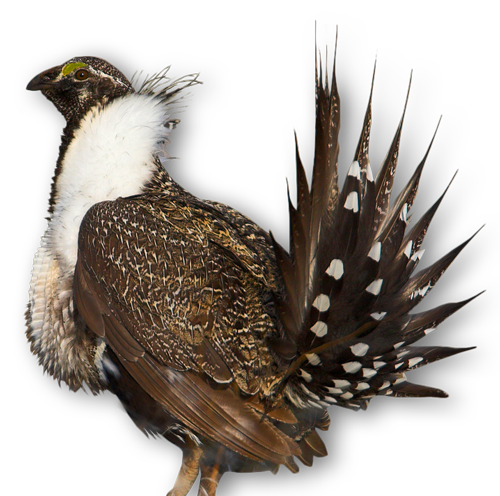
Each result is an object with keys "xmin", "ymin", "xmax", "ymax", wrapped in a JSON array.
[{"xmin": 25, "ymin": 49, "xmax": 478, "ymax": 496}]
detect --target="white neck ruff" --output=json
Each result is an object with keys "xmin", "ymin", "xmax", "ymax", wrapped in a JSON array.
[{"xmin": 49, "ymin": 93, "xmax": 171, "ymax": 271}]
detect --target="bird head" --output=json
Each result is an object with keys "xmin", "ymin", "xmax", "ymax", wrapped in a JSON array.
[{"xmin": 27, "ymin": 56, "xmax": 134, "ymax": 124}]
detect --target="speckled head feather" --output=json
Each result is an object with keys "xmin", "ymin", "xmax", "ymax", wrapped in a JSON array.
[{"xmin": 27, "ymin": 56, "xmax": 134, "ymax": 124}]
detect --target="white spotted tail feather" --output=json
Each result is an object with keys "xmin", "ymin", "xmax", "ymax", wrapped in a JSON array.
[{"xmin": 270, "ymin": 50, "xmax": 480, "ymax": 411}]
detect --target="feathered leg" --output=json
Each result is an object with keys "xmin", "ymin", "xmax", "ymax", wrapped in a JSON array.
[
  {"xmin": 167, "ymin": 443, "xmax": 203, "ymax": 496},
  {"xmin": 197, "ymin": 448, "xmax": 225, "ymax": 496},
  {"xmin": 198, "ymin": 466, "xmax": 223, "ymax": 496}
]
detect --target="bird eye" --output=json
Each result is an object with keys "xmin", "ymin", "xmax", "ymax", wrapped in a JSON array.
[{"xmin": 75, "ymin": 69, "xmax": 89, "ymax": 81}]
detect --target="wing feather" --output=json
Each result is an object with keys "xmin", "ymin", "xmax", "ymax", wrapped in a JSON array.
[{"xmin": 74, "ymin": 234, "xmax": 299, "ymax": 464}]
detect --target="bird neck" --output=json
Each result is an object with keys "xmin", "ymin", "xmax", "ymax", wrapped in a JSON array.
[{"xmin": 47, "ymin": 92, "xmax": 174, "ymax": 272}]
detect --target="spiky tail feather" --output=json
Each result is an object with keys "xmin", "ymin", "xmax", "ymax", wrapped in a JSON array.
[{"xmin": 271, "ymin": 48, "xmax": 479, "ymax": 413}]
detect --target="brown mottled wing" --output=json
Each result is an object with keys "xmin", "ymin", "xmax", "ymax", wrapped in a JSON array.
[
  {"xmin": 75, "ymin": 258, "xmax": 297, "ymax": 462},
  {"xmin": 74, "ymin": 194, "xmax": 298, "ymax": 463},
  {"xmin": 202, "ymin": 198, "xmax": 280, "ymax": 284},
  {"xmin": 78, "ymin": 195, "xmax": 279, "ymax": 393}
]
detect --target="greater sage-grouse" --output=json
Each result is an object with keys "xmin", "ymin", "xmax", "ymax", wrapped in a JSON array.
[{"xmin": 26, "ymin": 52, "xmax": 477, "ymax": 496}]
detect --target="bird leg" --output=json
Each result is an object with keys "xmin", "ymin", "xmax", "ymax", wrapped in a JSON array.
[
  {"xmin": 197, "ymin": 447, "xmax": 225, "ymax": 496},
  {"xmin": 167, "ymin": 443, "xmax": 203, "ymax": 496},
  {"xmin": 197, "ymin": 465, "xmax": 223, "ymax": 496}
]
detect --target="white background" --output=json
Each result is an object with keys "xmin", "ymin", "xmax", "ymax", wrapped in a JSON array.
[{"xmin": 7, "ymin": 19, "xmax": 479, "ymax": 496}]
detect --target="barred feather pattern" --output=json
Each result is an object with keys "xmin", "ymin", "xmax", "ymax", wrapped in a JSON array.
[
  {"xmin": 273, "ymin": 53, "xmax": 478, "ymax": 412},
  {"xmin": 78, "ymin": 192, "xmax": 279, "ymax": 396}
]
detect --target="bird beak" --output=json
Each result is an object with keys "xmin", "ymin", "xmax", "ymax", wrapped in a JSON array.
[{"xmin": 26, "ymin": 65, "xmax": 62, "ymax": 91}]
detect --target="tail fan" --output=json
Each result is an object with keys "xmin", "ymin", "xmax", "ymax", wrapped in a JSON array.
[{"xmin": 271, "ymin": 47, "xmax": 478, "ymax": 412}]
